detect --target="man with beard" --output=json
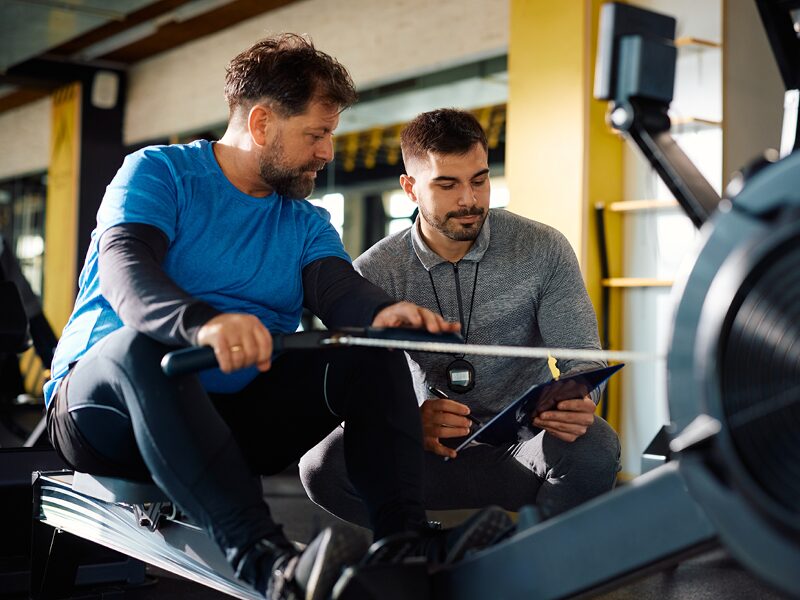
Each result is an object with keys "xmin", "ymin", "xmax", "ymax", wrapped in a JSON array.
[
  {"xmin": 300, "ymin": 108, "xmax": 621, "ymax": 527},
  {"xmin": 44, "ymin": 40, "xmax": 513, "ymax": 600}
]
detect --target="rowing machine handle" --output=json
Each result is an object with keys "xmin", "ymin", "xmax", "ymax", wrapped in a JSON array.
[
  {"xmin": 161, "ymin": 331, "xmax": 339, "ymax": 376},
  {"xmin": 161, "ymin": 327, "xmax": 464, "ymax": 376},
  {"xmin": 160, "ymin": 346, "xmax": 217, "ymax": 376},
  {"xmin": 161, "ymin": 332, "xmax": 279, "ymax": 376}
]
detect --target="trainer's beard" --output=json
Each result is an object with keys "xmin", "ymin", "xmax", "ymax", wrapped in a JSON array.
[{"xmin": 419, "ymin": 204, "xmax": 487, "ymax": 241}]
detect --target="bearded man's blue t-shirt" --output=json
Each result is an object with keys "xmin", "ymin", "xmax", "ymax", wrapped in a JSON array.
[{"xmin": 44, "ymin": 139, "xmax": 350, "ymax": 405}]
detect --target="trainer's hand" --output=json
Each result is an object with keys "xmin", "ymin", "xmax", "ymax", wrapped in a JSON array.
[
  {"xmin": 372, "ymin": 301, "xmax": 460, "ymax": 334},
  {"xmin": 420, "ymin": 398, "xmax": 473, "ymax": 459},
  {"xmin": 533, "ymin": 395, "xmax": 596, "ymax": 442},
  {"xmin": 196, "ymin": 313, "xmax": 272, "ymax": 374}
]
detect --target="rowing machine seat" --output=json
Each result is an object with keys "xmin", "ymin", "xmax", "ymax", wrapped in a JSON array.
[{"xmin": 71, "ymin": 471, "xmax": 168, "ymax": 504}]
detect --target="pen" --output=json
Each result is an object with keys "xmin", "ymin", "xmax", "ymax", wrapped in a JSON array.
[{"xmin": 426, "ymin": 385, "xmax": 482, "ymax": 427}]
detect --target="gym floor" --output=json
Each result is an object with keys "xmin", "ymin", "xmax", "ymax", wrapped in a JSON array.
[
  {"xmin": 134, "ymin": 551, "xmax": 789, "ymax": 600},
  {"xmin": 18, "ymin": 470, "xmax": 786, "ymax": 600}
]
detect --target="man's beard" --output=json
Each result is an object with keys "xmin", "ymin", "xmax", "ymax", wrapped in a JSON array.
[
  {"xmin": 259, "ymin": 136, "xmax": 324, "ymax": 199},
  {"xmin": 419, "ymin": 203, "xmax": 487, "ymax": 241}
]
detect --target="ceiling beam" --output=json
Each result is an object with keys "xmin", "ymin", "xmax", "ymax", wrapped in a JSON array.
[
  {"xmin": 49, "ymin": 0, "xmax": 196, "ymax": 56},
  {"xmin": 0, "ymin": 57, "xmax": 121, "ymax": 89},
  {"xmin": 7, "ymin": 0, "xmax": 127, "ymax": 21},
  {"xmin": 0, "ymin": 87, "xmax": 50, "ymax": 112},
  {"xmin": 92, "ymin": 0, "xmax": 297, "ymax": 63},
  {"xmin": 0, "ymin": 0, "xmax": 301, "ymax": 115}
]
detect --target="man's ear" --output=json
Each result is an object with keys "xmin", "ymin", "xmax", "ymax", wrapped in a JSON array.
[
  {"xmin": 248, "ymin": 104, "xmax": 273, "ymax": 147},
  {"xmin": 399, "ymin": 174, "xmax": 417, "ymax": 203}
]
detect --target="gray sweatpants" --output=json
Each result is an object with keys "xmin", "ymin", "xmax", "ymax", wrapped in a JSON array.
[{"xmin": 299, "ymin": 417, "xmax": 621, "ymax": 527}]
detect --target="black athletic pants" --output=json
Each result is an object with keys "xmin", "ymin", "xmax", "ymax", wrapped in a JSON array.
[{"xmin": 47, "ymin": 326, "xmax": 427, "ymax": 587}]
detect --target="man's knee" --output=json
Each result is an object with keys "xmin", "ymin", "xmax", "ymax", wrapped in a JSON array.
[
  {"xmin": 328, "ymin": 347, "xmax": 416, "ymax": 415},
  {"xmin": 107, "ymin": 327, "xmax": 171, "ymax": 368},
  {"xmin": 95, "ymin": 327, "xmax": 182, "ymax": 389},
  {"xmin": 342, "ymin": 346, "xmax": 410, "ymax": 380}
]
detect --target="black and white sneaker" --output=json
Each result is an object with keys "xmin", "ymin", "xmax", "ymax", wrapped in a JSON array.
[
  {"xmin": 362, "ymin": 506, "xmax": 513, "ymax": 569},
  {"xmin": 267, "ymin": 525, "xmax": 369, "ymax": 600}
]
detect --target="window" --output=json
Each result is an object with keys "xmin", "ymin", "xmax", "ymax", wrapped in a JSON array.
[
  {"xmin": 0, "ymin": 174, "xmax": 47, "ymax": 297},
  {"xmin": 308, "ymin": 193, "xmax": 345, "ymax": 238}
]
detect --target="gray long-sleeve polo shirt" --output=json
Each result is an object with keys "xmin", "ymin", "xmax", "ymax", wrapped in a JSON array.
[{"xmin": 354, "ymin": 208, "xmax": 604, "ymax": 422}]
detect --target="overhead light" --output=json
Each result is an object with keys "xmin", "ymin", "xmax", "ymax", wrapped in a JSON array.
[{"xmin": 91, "ymin": 71, "xmax": 119, "ymax": 109}]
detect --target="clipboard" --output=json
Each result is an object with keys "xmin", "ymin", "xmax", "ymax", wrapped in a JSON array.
[{"xmin": 450, "ymin": 363, "xmax": 624, "ymax": 454}]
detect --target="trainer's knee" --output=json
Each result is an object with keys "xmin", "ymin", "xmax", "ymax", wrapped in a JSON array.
[
  {"xmin": 577, "ymin": 417, "xmax": 621, "ymax": 476},
  {"xmin": 298, "ymin": 433, "xmax": 350, "ymax": 508}
]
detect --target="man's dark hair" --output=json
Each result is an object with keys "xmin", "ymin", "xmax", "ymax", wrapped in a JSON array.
[
  {"xmin": 400, "ymin": 108, "xmax": 488, "ymax": 166},
  {"xmin": 224, "ymin": 33, "xmax": 358, "ymax": 118}
]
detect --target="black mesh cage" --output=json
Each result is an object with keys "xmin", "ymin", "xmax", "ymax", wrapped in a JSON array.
[{"xmin": 719, "ymin": 234, "xmax": 800, "ymax": 518}]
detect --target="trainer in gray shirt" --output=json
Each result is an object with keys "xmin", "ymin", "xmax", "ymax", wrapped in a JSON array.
[
  {"xmin": 356, "ymin": 209, "xmax": 605, "ymax": 422},
  {"xmin": 300, "ymin": 108, "xmax": 620, "ymax": 524}
]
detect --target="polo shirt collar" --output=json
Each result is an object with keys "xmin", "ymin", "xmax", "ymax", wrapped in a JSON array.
[{"xmin": 411, "ymin": 211, "xmax": 491, "ymax": 270}]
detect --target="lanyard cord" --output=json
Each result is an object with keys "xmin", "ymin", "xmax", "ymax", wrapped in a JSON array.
[{"xmin": 428, "ymin": 262, "xmax": 480, "ymax": 346}]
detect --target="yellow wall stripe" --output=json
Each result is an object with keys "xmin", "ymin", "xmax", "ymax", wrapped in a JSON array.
[
  {"xmin": 507, "ymin": 0, "xmax": 624, "ymax": 434},
  {"xmin": 43, "ymin": 83, "xmax": 81, "ymax": 336}
]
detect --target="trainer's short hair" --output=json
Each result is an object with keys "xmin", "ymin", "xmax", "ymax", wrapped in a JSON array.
[
  {"xmin": 224, "ymin": 33, "xmax": 358, "ymax": 118},
  {"xmin": 400, "ymin": 109, "xmax": 488, "ymax": 166}
]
